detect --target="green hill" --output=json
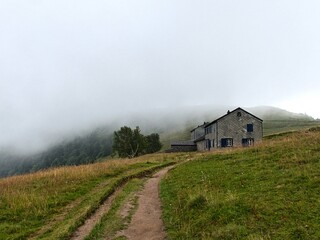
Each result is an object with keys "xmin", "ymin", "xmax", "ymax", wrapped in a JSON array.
[
  {"xmin": 160, "ymin": 127, "xmax": 320, "ymax": 239},
  {"xmin": 1, "ymin": 128, "xmax": 320, "ymax": 239},
  {"xmin": 250, "ymin": 106, "xmax": 320, "ymax": 136}
]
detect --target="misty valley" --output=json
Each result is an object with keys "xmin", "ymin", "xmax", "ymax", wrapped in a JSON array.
[{"xmin": 0, "ymin": 106, "xmax": 319, "ymax": 178}]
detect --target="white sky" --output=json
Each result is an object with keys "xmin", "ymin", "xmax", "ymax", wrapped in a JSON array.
[{"xmin": 1, "ymin": 0, "xmax": 320, "ymax": 151}]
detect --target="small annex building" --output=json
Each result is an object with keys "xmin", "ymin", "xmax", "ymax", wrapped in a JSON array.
[
  {"xmin": 168, "ymin": 140, "xmax": 197, "ymax": 152},
  {"xmin": 169, "ymin": 107, "xmax": 263, "ymax": 152}
]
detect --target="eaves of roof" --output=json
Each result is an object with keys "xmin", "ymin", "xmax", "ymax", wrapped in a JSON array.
[
  {"xmin": 171, "ymin": 140, "xmax": 196, "ymax": 146},
  {"xmin": 194, "ymin": 135, "xmax": 205, "ymax": 142},
  {"xmin": 205, "ymin": 107, "xmax": 263, "ymax": 127},
  {"xmin": 190, "ymin": 122, "xmax": 209, "ymax": 132}
]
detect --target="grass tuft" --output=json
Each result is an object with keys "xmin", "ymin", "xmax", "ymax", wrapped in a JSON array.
[{"xmin": 187, "ymin": 195, "xmax": 207, "ymax": 209}]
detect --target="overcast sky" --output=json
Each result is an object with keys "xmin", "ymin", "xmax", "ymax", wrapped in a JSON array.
[{"xmin": 1, "ymin": 0, "xmax": 320, "ymax": 152}]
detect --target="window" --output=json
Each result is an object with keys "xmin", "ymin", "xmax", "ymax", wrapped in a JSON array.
[
  {"xmin": 242, "ymin": 138, "xmax": 254, "ymax": 146},
  {"xmin": 237, "ymin": 112, "xmax": 242, "ymax": 117},
  {"xmin": 226, "ymin": 139, "xmax": 233, "ymax": 147},
  {"xmin": 205, "ymin": 126, "xmax": 212, "ymax": 134},
  {"xmin": 221, "ymin": 138, "xmax": 233, "ymax": 147},
  {"xmin": 247, "ymin": 124, "xmax": 253, "ymax": 132}
]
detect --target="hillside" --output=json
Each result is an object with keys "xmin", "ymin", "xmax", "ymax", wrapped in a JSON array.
[
  {"xmin": 1, "ymin": 128, "xmax": 320, "ymax": 239},
  {"xmin": 0, "ymin": 128, "xmax": 113, "ymax": 178},
  {"xmin": 0, "ymin": 105, "xmax": 319, "ymax": 178},
  {"xmin": 0, "ymin": 153, "xmax": 182, "ymax": 239},
  {"xmin": 160, "ymin": 127, "xmax": 320, "ymax": 239},
  {"xmin": 250, "ymin": 106, "xmax": 320, "ymax": 136}
]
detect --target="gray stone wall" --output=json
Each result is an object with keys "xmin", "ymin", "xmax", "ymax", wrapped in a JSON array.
[
  {"xmin": 196, "ymin": 140, "xmax": 206, "ymax": 151},
  {"xmin": 216, "ymin": 109, "xmax": 263, "ymax": 148}
]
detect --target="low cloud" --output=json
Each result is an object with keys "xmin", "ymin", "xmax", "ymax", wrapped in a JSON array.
[{"xmin": 1, "ymin": 0, "xmax": 320, "ymax": 153}]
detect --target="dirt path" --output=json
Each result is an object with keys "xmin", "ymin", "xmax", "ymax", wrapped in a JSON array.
[
  {"xmin": 119, "ymin": 166, "xmax": 174, "ymax": 240},
  {"xmin": 70, "ymin": 186, "xmax": 123, "ymax": 240}
]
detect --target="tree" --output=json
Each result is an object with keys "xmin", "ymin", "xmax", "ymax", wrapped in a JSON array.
[
  {"xmin": 112, "ymin": 126, "xmax": 146, "ymax": 158},
  {"xmin": 145, "ymin": 133, "xmax": 162, "ymax": 154}
]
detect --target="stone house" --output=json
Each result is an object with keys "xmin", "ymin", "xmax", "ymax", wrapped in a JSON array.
[
  {"xmin": 170, "ymin": 107, "xmax": 263, "ymax": 152},
  {"xmin": 194, "ymin": 107, "xmax": 263, "ymax": 151}
]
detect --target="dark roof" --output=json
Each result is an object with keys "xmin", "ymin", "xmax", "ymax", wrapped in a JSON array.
[
  {"xmin": 205, "ymin": 107, "xmax": 263, "ymax": 127},
  {"xmin": 190, "ymin": 122, "xmax": 209, "ymax": 132},
  {"xmin": 171, "ymin": 140, "xmax": 196, "ymax": 146},
  {"xmin": 193, "ymin": 135, "xmax": 205, "ymax": 142}
]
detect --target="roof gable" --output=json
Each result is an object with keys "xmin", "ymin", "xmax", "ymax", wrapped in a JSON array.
[
  {"xmin": 205, "ymin": 107, "xmax": 263, "ymax": 127},
  {"xmin": 190, "ymin": 122, "xmax": 208, "ymax": 132}
]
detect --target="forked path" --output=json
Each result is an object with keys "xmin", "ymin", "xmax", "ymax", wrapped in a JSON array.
[{"xmin": 120, "ymin": 166, "xmax": 174, "ymax": 240}]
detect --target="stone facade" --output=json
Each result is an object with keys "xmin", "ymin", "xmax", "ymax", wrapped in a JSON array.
[
  {"xmin": 199, "ymin": 108, "xmax": 263, "ymax": 150},
  {"xmin": 169, "ymin": 107, "xmax": 263, "ymax": 152},
  {"xmin": 195, "ymin": 137, "xmax": 206, "ymax": 151}
]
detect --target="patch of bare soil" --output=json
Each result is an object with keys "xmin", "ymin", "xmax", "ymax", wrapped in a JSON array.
[
  {"xmin": 70, "ymin": 186, "xmax": 123, "ymax": 240},
  {"xmin": 119, "ymin": 196, "xmax": 136, "ymax": 219},
  {"xmin": 118, "ymin": 166, "xmax": 174, "ymax": 240}
]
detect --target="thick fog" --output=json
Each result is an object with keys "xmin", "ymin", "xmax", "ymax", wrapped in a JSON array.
[{"xmin": 1, "ymin": 1, "xmax": 320, "ymax": 153}]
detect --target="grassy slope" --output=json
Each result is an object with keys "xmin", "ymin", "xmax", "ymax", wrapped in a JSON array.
[
  {"xmin": 1, "ymin": 112, "xmax": 319, "ymax": 239},
  {"xmin": 263, "ymin": 119, "xmax": 320, "ymax": 136},
  {"xmin": 0, "ymin": 153, "xmax": 184, "ymax": 240},
  {"xmin": 160, "ymin": 128, "xmax": 320, "ymax": 239}
]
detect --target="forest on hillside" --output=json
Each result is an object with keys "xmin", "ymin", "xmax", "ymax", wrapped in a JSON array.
[{"xmin": 0, "ymin": 129, "xmax": 113, "ymax": 178}]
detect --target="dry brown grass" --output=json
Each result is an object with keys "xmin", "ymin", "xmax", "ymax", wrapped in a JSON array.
[
  {"xmin": 0, "ymin": 155, "xmax": 171, "ymax": 212},
  {"xmin": 0, "ymin": 153, "xmax": 183, "ymax": 239}
]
